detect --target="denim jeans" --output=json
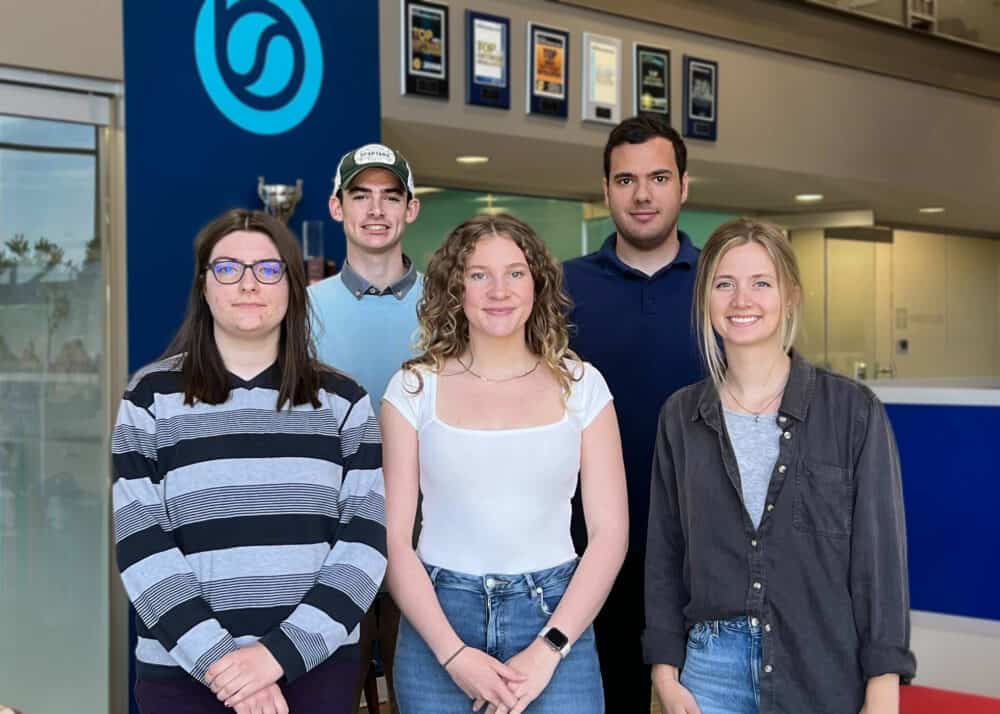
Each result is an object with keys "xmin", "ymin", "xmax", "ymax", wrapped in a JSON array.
[
  {"xmin": 394, "ymin": 559, "xmax": 604, "ymax": 714},
  {"xmin": 680, "ymin": 617, "xmax": 762, "ymax": 714}
]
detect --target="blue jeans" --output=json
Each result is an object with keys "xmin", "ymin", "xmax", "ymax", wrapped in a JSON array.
[
  {"xmin": 680, "ymin": 617, "xmax": 761, "ymax": 714},
  {"xmin": 394, "ymin": 559, "xmax": 604, "ymax": 714}
]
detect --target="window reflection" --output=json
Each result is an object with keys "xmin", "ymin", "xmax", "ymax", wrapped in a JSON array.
[{"xmin": 0, "ymin": 115, "xmax": 108, "ymax": 714}]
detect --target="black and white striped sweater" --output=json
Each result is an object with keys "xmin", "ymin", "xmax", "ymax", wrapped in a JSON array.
[{"xmin": 112, "ymin": 356, "xmax": 386, "ymax": 684}]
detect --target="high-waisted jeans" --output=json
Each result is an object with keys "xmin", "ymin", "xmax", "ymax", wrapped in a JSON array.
[
  {"xmin": 680, "ymin": 616, "xmax": 762, "ymax": 714},
  {"xmin": 394, "ymin": 559, "xmax": 604, "ymax": 713}
]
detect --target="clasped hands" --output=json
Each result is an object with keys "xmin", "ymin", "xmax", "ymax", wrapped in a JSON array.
[
  {"xmin": 206, "ymin": 642, "xmax": 288, "ymax": 714},
  {"xmin": 448, "ymin": 638, "xmax": 561, "ymax": 714}
]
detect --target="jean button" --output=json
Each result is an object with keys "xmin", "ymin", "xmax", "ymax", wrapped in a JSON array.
[
  {"xmin": 485, "ymin": 577, "xmax": 496, "ymax": 589},
  {"xmin": 750, "ymin": 617, "xmax": 759, "ymax": 627}
]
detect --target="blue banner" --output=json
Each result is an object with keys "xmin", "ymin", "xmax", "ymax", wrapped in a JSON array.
[{"xmin": 124, "ymin": 0, "xmax": 382, "ymax": 371}]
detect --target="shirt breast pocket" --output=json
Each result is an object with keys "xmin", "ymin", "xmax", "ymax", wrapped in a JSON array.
[{"xmin": 793, "ymin": 460, "xmax": 853, "ymax": 538}]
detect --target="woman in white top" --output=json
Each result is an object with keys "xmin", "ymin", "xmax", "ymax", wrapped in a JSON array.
[{"xmin": 382, "ymin": 214, "xmax": 628, "ymax": 714}]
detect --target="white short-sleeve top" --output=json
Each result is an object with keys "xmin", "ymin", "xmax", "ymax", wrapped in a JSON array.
[{"xmin": 383, "ymin": 360, "xmax": 612, "ymax": 575}]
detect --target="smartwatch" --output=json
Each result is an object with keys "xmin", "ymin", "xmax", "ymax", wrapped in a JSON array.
[{"xmin": 538, "ymin": 626, "xmax": 571, "ymax": 658}]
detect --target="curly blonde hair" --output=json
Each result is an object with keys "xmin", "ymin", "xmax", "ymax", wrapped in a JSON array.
[{"xmin": 403, "ymin": 213, "xmax": 581, "ymax": 397}]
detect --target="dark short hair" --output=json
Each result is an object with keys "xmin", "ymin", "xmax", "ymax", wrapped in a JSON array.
[
  {"xmin": 603, "ymin": 115, "xmax": 687, "ymax": 179},
  {"xmin": 162, "ymin": 208, "xmax": 327, "ymax": 410}
]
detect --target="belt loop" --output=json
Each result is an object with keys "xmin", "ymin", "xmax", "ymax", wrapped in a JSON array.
[{"xmin": 429, "ymin": 566, "xmax": 441, "ymax": 585}]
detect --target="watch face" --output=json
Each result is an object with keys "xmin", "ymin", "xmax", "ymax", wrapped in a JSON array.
[{"xmin": 545, "ymin": 627, "xmax": 569, "ymax": 649}]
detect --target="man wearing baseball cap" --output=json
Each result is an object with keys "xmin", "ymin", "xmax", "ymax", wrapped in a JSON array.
[{"xmin": 309, "ymin": 142, "xmax": 422, "ymax": 714}]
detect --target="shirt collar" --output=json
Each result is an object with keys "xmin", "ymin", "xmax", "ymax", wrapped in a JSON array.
[
  {"xmin": 340, "ymin": 255, "xmax": 417, "ymax": 300},
  {"xmin": 694, "ymin": 350, "xmax": 815, "ymax": 426},
  {"xmin": 227, "ymin": 361, "xmax": 280, "ymax": 391},
  {"xmin": 597, "ymin": 230, "xmax": 698, "ymax": 278}
]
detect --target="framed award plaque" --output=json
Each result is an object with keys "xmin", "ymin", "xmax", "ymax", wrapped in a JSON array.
[
  {"xmin": 634, "ymin": 43, "xmax": 670, "ymax": 123},
  {"xmin": 466, "ymin": 10, "xmax": 510, "ymax": 109},
  {"xmin": 526, "ymin": 22, "xmax": 569, "ymax": 118},
  {"xmin": 581, "ymin": 33, "xmax": 621, "ymax": 124},
  {"xmin": 683, "ymin": 55, "xmax": 718, "ymax": 140},
  {"xmin": 402, "ymin": 0, "xmax": 449, "ymax": 99}
]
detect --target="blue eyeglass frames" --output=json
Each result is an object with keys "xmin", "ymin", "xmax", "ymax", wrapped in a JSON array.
[{"xmin": 205, "ymin": 258, "xmax": 287, "ymax": 285}]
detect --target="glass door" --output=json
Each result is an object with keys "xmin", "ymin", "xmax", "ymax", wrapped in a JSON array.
[{"xmin": 0, "ymin": 113, "xmax": 110, "ymax": 713}]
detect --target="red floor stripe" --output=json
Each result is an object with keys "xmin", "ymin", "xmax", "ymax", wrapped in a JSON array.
[{"xmin": 902, "ymin": 685, "xmax": 1000, "ymax": 714}]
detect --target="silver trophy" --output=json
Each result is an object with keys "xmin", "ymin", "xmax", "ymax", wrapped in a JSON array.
[{"xmin": 257, "ymin": 176, "xmax": 303, "ymax": 224}]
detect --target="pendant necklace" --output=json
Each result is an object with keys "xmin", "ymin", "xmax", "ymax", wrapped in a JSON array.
[
  {"xmin": 725, "ymin": 384, "xmax": 783, "ymax": 423},
  {"xmin": 724, "ymin": 356, "xmax": 787, "ymax": 423}
]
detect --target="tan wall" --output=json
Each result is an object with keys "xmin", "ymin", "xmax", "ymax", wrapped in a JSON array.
[
  {"xmin": 826, "ymin": 239, "xmax": 877, "ymax": 378},
  {"xmin": 0, "ymin": 0, "xmax": 123, "ymax": 79},
  {"xmin": 944, "ymin": 234, "xmax": 997, "ymax": 377},
  {"xmin": 554, "ymin": 0, "xmax": 1000, "ymax": 99},
  {"xmin": 789, "ymin": 229, "xmax": 826, "ymax": 366},
  {"xmin": 380, "ymin": 0, "xmax": 1000, "ymax": 220},
  {"xmin": 797, "ymin": 229, "xmax": 1000, "ymax": 379}
]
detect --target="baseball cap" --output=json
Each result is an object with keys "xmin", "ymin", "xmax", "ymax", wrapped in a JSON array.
[{"xmin": 333, "ymin": 143, "xmax": 416, "ymax": 197}]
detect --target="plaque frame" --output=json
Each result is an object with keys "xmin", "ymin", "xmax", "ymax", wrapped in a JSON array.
[
  {"xmin": 466, "ymin": 10, "xmax": 510, "ymax": 109},
  {"xmin": 402, "ymin": 0, "xmax": 449, "ymax": 99},
  {"xmin": 526, "ymin": 22, "xmax": 569, "ymax": 119},
  {"xmin": 682, "ymin": 55, "xmax": 718, "ymax": 141},
  {"xmin": 581, "ymin": 32, "xmax": 621, "ymax": 124},
  {"xmin": 633, "ymin": 43, "xmax": 670, "ymax": 123}
]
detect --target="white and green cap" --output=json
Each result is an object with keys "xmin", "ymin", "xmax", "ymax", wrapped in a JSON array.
[{"xmin": 333, "ymin": 143, "xmax": 416, "ymax": 197}]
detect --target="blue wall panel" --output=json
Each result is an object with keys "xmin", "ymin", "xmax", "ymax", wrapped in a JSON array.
[
  {"xmin": 887, "ymin": 403, "xmax": 1000, "ymax": 621},
  {"xmin": 124, "ymin": 0, "xmax": 382, "ymax": 372}
]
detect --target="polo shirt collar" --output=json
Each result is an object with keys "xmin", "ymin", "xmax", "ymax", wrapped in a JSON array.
[
  {"xmin": 598, "ymin": 230, "xmax": 697, "ymax": 278},
  {"xmin": 694, "ymin": 349, "xmax": 814, "ymax": 426},
  {"xmin": 340, "ymin": 254, "xmax": 417, "ymax": 300}
]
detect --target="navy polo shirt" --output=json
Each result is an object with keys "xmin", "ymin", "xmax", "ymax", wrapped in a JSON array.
[{"xmin": 564, "ymin": 231, "xmax": 703, "ymax": 556}]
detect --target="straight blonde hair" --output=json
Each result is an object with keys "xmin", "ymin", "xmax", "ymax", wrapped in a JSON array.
[{"xmin": 693, "ymin": 218, "xmax": 803, "ymax": 388}]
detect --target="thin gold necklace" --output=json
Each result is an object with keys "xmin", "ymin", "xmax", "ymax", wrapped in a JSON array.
[
  {"xmin": 725, "ymin": 384, "xmax": 783, "ymax": 423},
  {"xmin": 724, "ymin": 356, "xmax": 787, "ymax": 423},
  {"xmin": 456, "ymin": 356, "xmax": 541, "ymax": 384}
]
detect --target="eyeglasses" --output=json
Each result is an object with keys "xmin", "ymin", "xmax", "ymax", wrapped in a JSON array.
[{"xmin": 205, "ymin": 259, "xmax": 287, "ymax": 285}]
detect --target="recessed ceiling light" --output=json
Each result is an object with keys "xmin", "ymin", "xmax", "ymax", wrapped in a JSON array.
[
  {"xmin": 413, "ymin": 187, "xmax": 443, "ymax": 196},
  {"xmin": 795, "ymin": 193, "xmax": 824, "ymax": 203},
  {"xmin": 456, "ymin": 155, "xmax": 489, "ymax": 165},
  {"xmin": 918, "ymin": 207, "xmax": 945, "ymax": 214}
]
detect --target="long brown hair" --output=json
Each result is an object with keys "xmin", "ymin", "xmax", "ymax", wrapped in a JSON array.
[
  {"xmin": 404, "ymin": 213, "xmax": 580, "ymax": 396},
  {"xmin": 694, "ymin": 217, "xmax": 803, "ymax": 388},
  {"xmin": 162, "ymin": 208, "xmax": 325, "ymax": 409}
]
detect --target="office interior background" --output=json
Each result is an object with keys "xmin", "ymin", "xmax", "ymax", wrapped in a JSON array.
[{"xmin": 1, "ymin": 0, "xmax": 999, "ymax": 712}]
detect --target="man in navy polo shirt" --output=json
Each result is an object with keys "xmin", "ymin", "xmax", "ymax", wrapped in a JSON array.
[{"xmin": 564, "ymin": 116, "xmax": 702, "ymax": 712}]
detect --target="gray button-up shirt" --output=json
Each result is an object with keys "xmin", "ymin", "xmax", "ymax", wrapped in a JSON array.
[
  {"xmin": 339, "ymin": 255, "xmax": 418, "ymax": 300},
  {"xmin": 643, "ymin": 351, "xmax": 916, "ymax": 713}
]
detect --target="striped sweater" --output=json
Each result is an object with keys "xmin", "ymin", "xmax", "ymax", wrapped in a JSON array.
[{"xmin": 112, "ymin": 356, "xmax": 386, "ymax": 684}]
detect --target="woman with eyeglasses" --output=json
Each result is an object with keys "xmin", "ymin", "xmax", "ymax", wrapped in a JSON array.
[
  {"xmin": 112, "ymin": 209, "xmax": 386, "ymax": 714},
  {"xmin": 382, "ymin": 214, "xmax": 628, "ymax": 714}
]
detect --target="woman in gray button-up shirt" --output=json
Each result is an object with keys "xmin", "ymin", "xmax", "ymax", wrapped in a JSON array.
[{"xmin": 644, "ymin": 218, "xmax": 916, "ymax": 714}]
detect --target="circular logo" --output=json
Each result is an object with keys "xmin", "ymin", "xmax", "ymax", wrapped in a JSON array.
[{"xmin": 194, "ymin": 0, "xmax": 323, "ymax": 136}]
